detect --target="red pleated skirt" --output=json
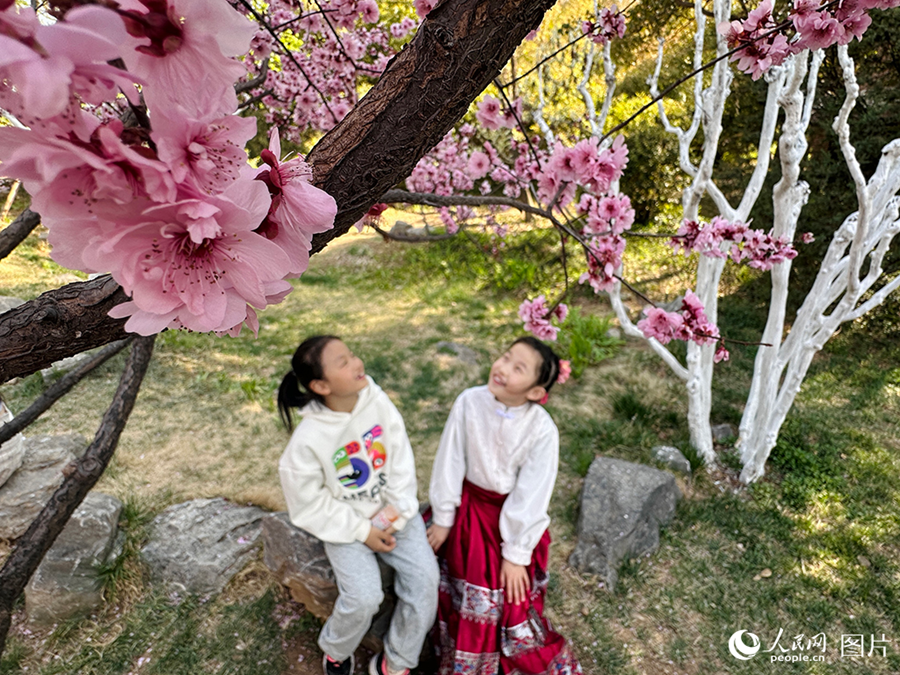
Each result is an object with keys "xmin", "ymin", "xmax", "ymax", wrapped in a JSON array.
[{"xmin": 435, "ymin": 479, "xmax": 583, "ymax": 675}]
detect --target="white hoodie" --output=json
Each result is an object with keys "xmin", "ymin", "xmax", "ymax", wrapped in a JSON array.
[{"xmin": 279, "ymin": 376, "xmax": 419, "ymax": 544}]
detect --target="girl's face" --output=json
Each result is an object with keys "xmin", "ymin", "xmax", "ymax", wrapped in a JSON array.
[
  {"xmin": 488, "ymin": 342, "xmax": 546, "ymax": 407},
  {"xmin": 316, "ymin": 339, "xmax": 367, "ymax": 399}
]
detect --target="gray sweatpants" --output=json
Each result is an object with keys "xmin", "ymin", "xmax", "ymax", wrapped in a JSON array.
[{"xmin": 319, "ymin": 515, "xmax": 439, "ymax": 670}]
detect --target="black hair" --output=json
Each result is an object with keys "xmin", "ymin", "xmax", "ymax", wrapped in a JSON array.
[
  {"xmin": 511, "ymin": 335, "xmax": 561, "ymax": 393},
  {"xmin": 277, "ymin": 335, "xmax": 340, "ymax": 431}
]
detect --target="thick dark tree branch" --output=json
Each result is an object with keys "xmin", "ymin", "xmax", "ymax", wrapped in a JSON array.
[
  {"xmin": 0, "ymin": 210, "xmax": 41, "ymax": 262},
  {"xmin": 0, "ymin": 335, "xmax": 155, "ymax": 656},
  {"xmin": 0, "ymin": 339, "xmax": 131, "ymax": 445},
  {"xmin": 306, "ymin": 0, "xmax": 556, "ymax": 253},
  {"xmin": 0, "ymin": 276, "xmax": 130, "ymax": 383},
  {"xmin": 0, "ymin": 0, "xmax": 557, "ymax": 384}
]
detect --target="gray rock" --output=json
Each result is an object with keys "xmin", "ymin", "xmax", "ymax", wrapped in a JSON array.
[
  {"xmin": 0, "ymin": 435, "xmax": 88, "ymax": 539},
  {"xmin": 0, "ymin": 400, "xmax": 26, "ymax": 488},
  {"xmin": 262, "ymin": 512, "xmax": 395, "ymax": 651},
  {"xmin": 711, "ymin": 423, "xmax": 736, "ymax": 443},
  {"xmin": 0, "ymin": 296, "xmax": 25, "ymax": 314},
  {"xmin": 651, "ymin": 445, "xmax": 692, "ymax": 475},
  {"xmin": 25, "ymin": 492, "xmax": 123, "ymax": 626},
  {"xmin": 435, "ymin": 341, "xmax": 479, "ymax": 367},
  {"xmin": 569, "ymin": 456, "xmax": 681, "ymax": 591},
  {"xmin": 140, "ymin": 498, "xmax": 266, "ymax": 596},
  {"xmin": 606, "ymin": 327, "xmax": 623, "ymax": 340}
]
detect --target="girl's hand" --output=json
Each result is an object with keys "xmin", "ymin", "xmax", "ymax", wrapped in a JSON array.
[
  {"xmin": 426, "ymin": 524, "xmax": 451, "ymax": 552},
  {"xmin": 365, "ymin": 526, "xmax": 396, "ymax": 552},
  {"xmin": 500, "ymin": 559, "xmax": 530, "ymax": 605}
]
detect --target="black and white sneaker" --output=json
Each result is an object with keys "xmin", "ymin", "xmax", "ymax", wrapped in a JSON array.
[{"xmin": 323, "ymin": 654, "xmax": 354, "ymax": 675}]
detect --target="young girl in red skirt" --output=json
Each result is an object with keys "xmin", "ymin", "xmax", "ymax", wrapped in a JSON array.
[{"xmin": 426, "ymin": 336, "xmax": 582, "ymax": 675}]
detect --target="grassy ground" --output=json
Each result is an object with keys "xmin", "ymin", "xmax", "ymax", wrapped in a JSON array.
[{"xmin": 1, "ymin": 218, "xmax": 899, "ymax": 674}]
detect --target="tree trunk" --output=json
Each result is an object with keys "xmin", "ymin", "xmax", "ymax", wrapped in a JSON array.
[{"xmin": 0, "ymin": 0, "xmax": 557, "ymax": 384}]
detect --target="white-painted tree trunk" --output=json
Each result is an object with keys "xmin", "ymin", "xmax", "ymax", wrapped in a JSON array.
[{"xmin": 607, "ymin": 4, "xmax": 900, "ymax": 481}]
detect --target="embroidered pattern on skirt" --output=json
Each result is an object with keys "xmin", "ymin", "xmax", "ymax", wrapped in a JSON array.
[
  {"xmin": 505, "ymin": 643, "xmax": 584, "ymax": 675},
  {"xmin": 501, "ymin": 618, "xmax": 543, "ymax": 659},
  {"xmin": 436, "ymin": 622, "xmax": 501, "ymax": 675}
]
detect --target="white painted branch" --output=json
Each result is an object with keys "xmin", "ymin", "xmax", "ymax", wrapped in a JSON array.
[
  {"xmin": 608, "ymin": 281, "xmax": 690, "ymax": 381},
  {"xmin": 578, "ymin": 43, "xmax": 601, "ymax": 138},
  {"xmin": 535, "ymin": 65, "xmax": 556, "ymax": 147}
]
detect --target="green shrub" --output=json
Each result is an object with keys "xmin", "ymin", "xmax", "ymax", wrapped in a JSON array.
[{"xmin": 557, "ymin": 309, "xmax": 624, "ymax": 377}]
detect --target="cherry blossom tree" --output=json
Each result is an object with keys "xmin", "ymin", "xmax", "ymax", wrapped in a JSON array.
[{"xmin": 0, "ymin": 0, "xmax": 557, "ymax": 654}]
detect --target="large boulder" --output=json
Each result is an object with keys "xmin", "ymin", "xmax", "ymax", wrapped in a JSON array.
[
  {"xmin": 0, "ymin": 400, "xmax": 26, "ymax": 488},
  {"xmin": 25, "ymin": 492, "xmax": 124, "ymax": 626},
  {"xmin": 0, "ymin": 435, "xmax": 87, "ymax": 539},
  {"xmin": 262, "ymin": 512, "xmax": 395, "ymax": 651},
  {"xmin": 569, "ymin": 456, "xmax": 681, "ymax": 591},
  {"xmin": 140, "ymin": 498, "xmax": 266, "ymax": 596}
]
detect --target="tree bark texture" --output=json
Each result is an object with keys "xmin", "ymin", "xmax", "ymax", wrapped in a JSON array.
[
  {"xmin": 0, "ymin": 336, "xmax": 155, "ymax": 656},
  {"xmin": 0, "ymin": 0, "xmax": 556, "ymax": 384},
  {"xmin": 0, "ymin": 210, "xmax": 40, "ymax": 262}
]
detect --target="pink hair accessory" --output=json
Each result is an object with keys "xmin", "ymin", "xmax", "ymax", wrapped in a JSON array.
[
  {"xmin": 538, "ymin": 392, "xmax": 550, "ymax": 405},
  {"xmin": 557, "ymin": 360, "xmax": 571, "ymax": 384}
]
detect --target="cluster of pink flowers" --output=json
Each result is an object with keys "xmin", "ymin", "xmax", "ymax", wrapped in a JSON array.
[
  {"xmin": 518, "ymin": 296, "xmax": 568, "ymax": 341},
  {"xmin": 669, "ymin": 217, "xmax": 799, "ymax": 271},
  {"xmin": 475, "ymin": 95, "xmax": 524, "ymax": 131},
  {"xmin": 237, "ymin": 0, "xmax": 411, "ymax": 144},
  {"xmin": 581, "ymin": 5, "xmax": 627, "ymax": 46},
  {"xmin": 719, "ymin": 0, "xmax": 900, "ymax": 80},
  {"xmin": 637, "ymin": 292, "xmax": 730, "ymax": 362},
  {"xmin": 0, "ymin": 0, "xmax": 337, "ymax": 337}
]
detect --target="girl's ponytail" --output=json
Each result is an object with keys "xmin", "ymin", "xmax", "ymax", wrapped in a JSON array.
[
  {"xmin": 277, "ymin": 371, "xmax": 315, "ymax": 431},
  {"xmin": 277, "ymin": 335, "xmax": 339, "ymax": 431}
]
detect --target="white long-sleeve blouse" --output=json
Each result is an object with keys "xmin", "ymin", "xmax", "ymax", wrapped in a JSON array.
[{"xmin": 428, "ymin": 385, "xmax": 559, "ymax": 566}]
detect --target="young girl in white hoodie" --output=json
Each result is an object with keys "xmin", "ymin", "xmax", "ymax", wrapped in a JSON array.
[{"xmin": 278, "ymin": 335, "xmax": 439, "ymax": 675}]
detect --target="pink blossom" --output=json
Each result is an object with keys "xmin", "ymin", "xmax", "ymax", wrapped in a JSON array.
[
  {"xmin": 499, "ymin": 97, "xmax": 524, "ymax": 129},
  {"xmin": 476, "ymin": 95, "xmax": 503, "ymax": 130},
  {"xmin": 801, "ymin": 232, "xmax": 815, "ymax": 244},
  {"xmin": 358, "ymin": 0, "xmax": 380, "ymax": 24},
  {"xmin": 714, "ymin": 343, "xmax": 730, "ymax": 364},
  {"xmin": 579, "ymin": 235, "xmax": 625, "ymax": 293},
  {"xmin": 414, "ymin": 0, "xmax": 436, "ymax": 20},
  {"xmin": 118, "ymin": 0, "xmax": 257, "ymax": 117},
  {"xmin": 467, "ymin": 151, "xmax": 491, "ymax": 179},
  {"xmin": 153, "ymin": 111, "xmax": 258, "ymax": 194},
  {"xmin": 58, "ymin": 178, "xmax": 289, "ymax": 335},
  {"xmin": 518, "ymin": 296, "xmax": 561, "ymax": 341},
  {"xmin": 439, "ymin": 207, "xmax": 459, "ymax": 234},
  {"xmin": 255, "ymin": 127, "xmax": 337, "ymax": 275},
  {"xmin": 0, "ymin": 5, "xmax": 136, "ymax": 125},
  {"xmin": 547, "ymin": 144, "xmax": 579, "ymax": 183},
  {"xmin": 637, "ymin": 307, "xmax": 683, "ymax": 345}
]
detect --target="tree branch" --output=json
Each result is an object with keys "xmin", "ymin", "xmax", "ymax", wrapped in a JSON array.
[
  {"xmin": 0, "ymin": 0, "xmax": 558, "ymax": 384},
  {"xmin": 0, "ymin": 210, "xmax": 41, "ymax": 262},
  {"xmin": 0, "ymin": 339, "xmax": 131, "ymax": 445},
  {"xmin": 0, "ymin": 335, "xmax": 155, "ymax": 656}
]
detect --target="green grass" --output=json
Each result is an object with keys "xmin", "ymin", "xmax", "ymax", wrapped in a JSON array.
[{"xmin": 2, "ymin": 227, "xmax": 900, "ymax": 673}]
